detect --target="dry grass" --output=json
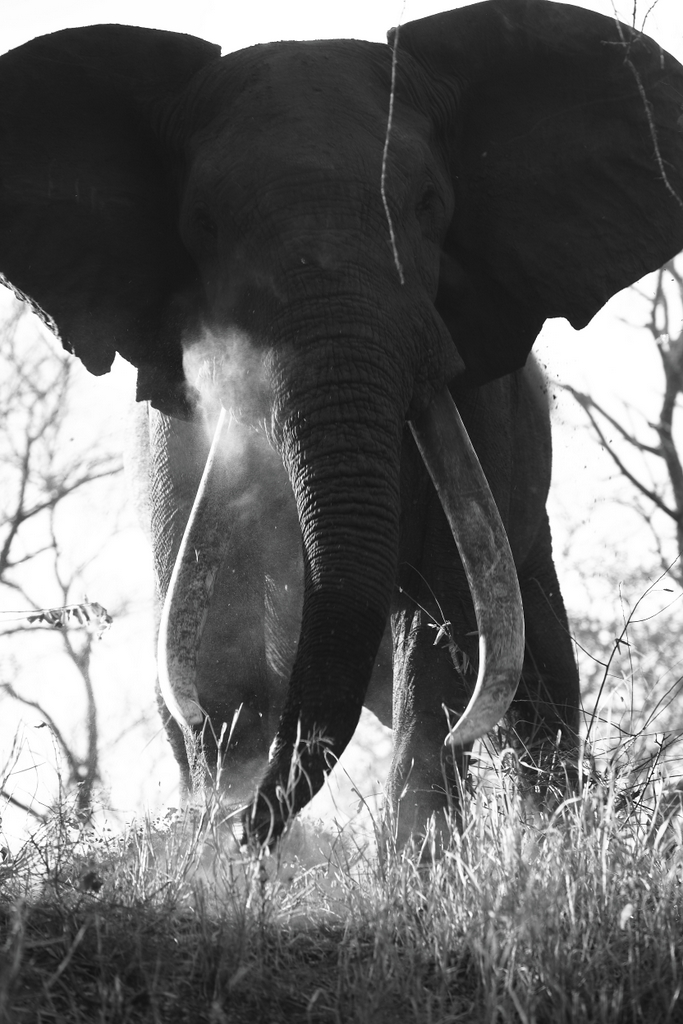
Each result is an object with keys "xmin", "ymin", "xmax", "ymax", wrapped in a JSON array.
[{"xmin": 1, "ymin": 758, "xmax": 682, "ymax": 1024}]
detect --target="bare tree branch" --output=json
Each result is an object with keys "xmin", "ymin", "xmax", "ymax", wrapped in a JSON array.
[
  {"xmin": 0, "ymin": 791, "xmax": 45, "ymax": 821},
  {"xmin": 561, "ymin": 383, "xmax": 676, "ymax": 517},
  {"xmin": 0, "ymin": 299, "xmax": 124, "ymax": 821},
  {"xmin": 0, "ymin": 683, "xmax": 80, "ymax": 780}
]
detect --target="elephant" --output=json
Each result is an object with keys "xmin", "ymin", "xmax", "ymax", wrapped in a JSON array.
[{"xmin": 1, "ymin": 0, "xmax": 682, "ymax": 845}]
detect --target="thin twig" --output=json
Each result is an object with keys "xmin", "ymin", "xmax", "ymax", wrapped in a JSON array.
[
  {"xmin": 381, "ymin": 21, "xmax": 405, "ymax": 285},
  {"xmin": 611, "ymin": 14, "xmax": 683, "ymax": 211}
]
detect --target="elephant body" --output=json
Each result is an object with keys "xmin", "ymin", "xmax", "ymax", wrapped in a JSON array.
[{"xmin": 1, "ymin": 1, "xmax": 683, "ymax": 843}]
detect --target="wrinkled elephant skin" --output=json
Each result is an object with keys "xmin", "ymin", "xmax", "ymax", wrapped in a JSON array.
[{"xmin": 1, "ymin": 1, "xmax": 682, "ymax": 844}]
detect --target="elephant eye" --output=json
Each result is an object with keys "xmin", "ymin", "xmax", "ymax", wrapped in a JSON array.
[
  {"xmin": 416, "ymin": 184, "xmax": 438, "ymax": 214},
  {"xmin": 194, "ymin": 204, "xmax": 217, "ymax": 239},
  {"xmin": 415, "ymin": 182, "xmax": 444, "ymax": 237}
]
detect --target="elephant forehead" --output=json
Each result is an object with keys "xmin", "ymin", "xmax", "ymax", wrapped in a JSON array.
[{"xmin": 181, "ymin": 39, "xmax": 431, "ymax": 162}]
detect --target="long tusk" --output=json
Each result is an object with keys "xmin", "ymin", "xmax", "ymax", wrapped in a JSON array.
[
  {"xmin": 158, "ymin": 408, "xmax": 229, "ymax": 729},
  {"xmin": 409, "ymin": 385, "xmax": 525, "ymax": 747}
]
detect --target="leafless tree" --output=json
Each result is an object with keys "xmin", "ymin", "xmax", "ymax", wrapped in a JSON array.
[
  {"xmin": 558, "ymin": 257, "xmax": 683, "ymax": 783},
  {"xmin": 0, "ymin": 298, "xmax": 122, "ymax": 821},
  {"xmin": 562, "ymin": 256, "xmax": 683, "ymax": 586}
]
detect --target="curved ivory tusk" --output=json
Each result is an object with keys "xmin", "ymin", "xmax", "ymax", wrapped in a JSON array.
[
  {"xmin": 158, "ymin": 408, "xmax": 229, "ymax": 729},
  {"xmin": 409, "ymin": 385, "xmax": 525, "ymax": 747}
]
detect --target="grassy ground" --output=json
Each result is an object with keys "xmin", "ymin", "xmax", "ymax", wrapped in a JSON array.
[{"xmin": 1, "ymin": 767, "xmax": 682, "ymax": 1024}]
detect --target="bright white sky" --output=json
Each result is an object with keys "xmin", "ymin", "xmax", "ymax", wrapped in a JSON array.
[{"xmin": 1, "ymin": 0, "xmax": 682, "ymax": 837}]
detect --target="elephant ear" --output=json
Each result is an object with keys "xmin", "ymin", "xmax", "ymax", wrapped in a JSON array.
[
  {"xmin": 0, "ymin": 25, "xmax": 220, "ymax": 414},
  {"xmin": 395, "ymin": 0, "xmax": 683, "ymax": 383}
]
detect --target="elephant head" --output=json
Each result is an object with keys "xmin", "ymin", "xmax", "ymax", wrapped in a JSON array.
[{"xmin": 1, "ymin": 1, "xmax": 682, "ymax": 844}]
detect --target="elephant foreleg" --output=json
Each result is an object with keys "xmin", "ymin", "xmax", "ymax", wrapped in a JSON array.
[
  {"xmin": 388, "ymin": 542, "xmax": 480, "ymax": 843},
  {"xmin": 510, "ymin": 521, "xmax": 581, "ymax": 797}
]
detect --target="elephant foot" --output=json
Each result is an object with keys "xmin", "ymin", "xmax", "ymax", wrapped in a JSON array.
[
  {"xmin": 385, "ymin": 803, "xmax": 457, "ymax": 859},
  {"xmin": 386, "ymin": 740, "xmax": 472, "ymax": 849}
]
